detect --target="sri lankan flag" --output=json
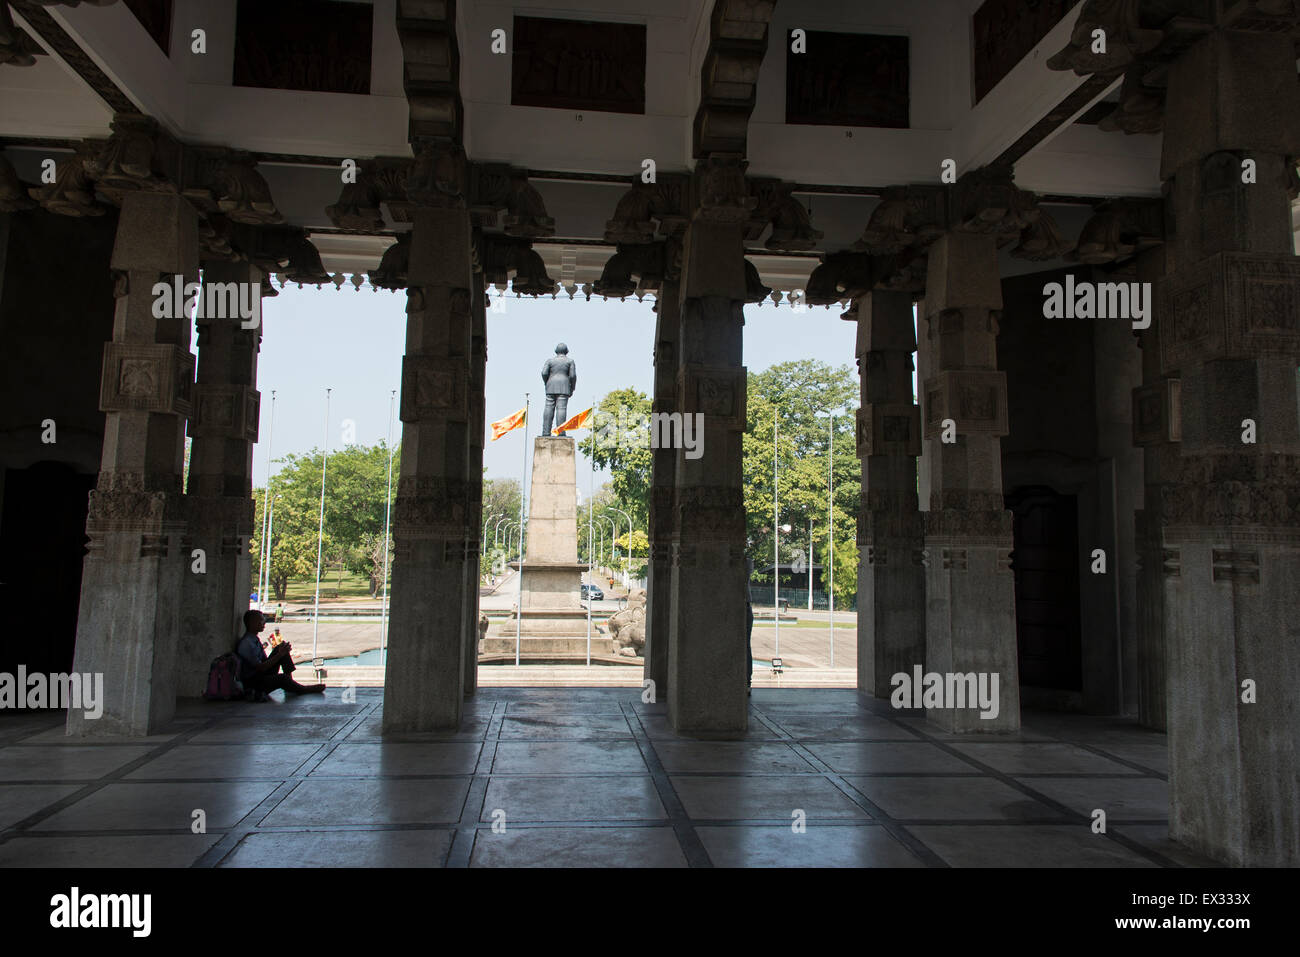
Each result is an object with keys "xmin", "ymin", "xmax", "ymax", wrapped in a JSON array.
[
  {"xmin": 490, "ymin": 407, "xmax": 526, "ymax": 441},
  {"xmin": 553, "ymin": 407, "xmax": 593, "ymax": 435}
]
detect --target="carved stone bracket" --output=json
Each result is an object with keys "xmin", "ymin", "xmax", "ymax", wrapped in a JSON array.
[
  {"xmin": 401, "ymin": 141, "xmax": 468, "ymax": 213},
  {"xmin": 0, "ymin": 154, "xmax": 37, "ymax": 211},
  {"xmin": 745, "ymin": 178, "xmax": 823, "ymax": 251},
  {"xmin": 182, "ymin": 149, "xmax": 283, "ymax": 225},
  {"xmin": 479, "ymin": 235, "xmax": 555, "ymax": 296},
  {"xmin": 28, "ymin": 144, "xmax": 107, "ymax": 216},
  {"xmin": 805, "ymin": 251, "xmax": 875, "ymax": 305},
  {"xmin": 247, "ymin": 226, "xmax": 331, "ymax": 286},
  {"xmin": 604, "ymin": 176, "xmax": 688, "ymax": 244},
  {"xmin": 1012, "ymin": 206, "xmax": 1075, "ymax": 261},
  {"xmin": 1070, "ymin": 198, "xmax": 1163, "ymax": 263},
  {"xmin": 369, "ymin": 233, "xmax": 411, "ymax": 290},
  {"xmin": 326, "ymin": 157, "xmax": 411, "ymax": 231},
  {"xmin": 469, "ymin": 163, "xmax": 555, "ymax": 238},
  {"xmin": 1045, "ymin": 0, "xmax": 1163, "ymax": 77},
  {"xmin": 854, "ymin": 186, "xmax": 946, "ymax": 255},
  {"xmin": 593, "ymin": 243, "xmax": 666, "ymax": 298},
  {"xmin": 693, "ymin": 154, "xmax": 756, "ymax": 224},
  {"xmin": 952, "ymin": 165, "xmax": 1038, "ymax": 242}
]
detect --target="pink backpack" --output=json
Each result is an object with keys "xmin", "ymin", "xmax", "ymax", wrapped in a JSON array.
[{"xmin": 203, "ymin": 653, "xmax": 245, "ymax": 701}]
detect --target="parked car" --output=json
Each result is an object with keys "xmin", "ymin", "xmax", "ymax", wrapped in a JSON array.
[{"xmin": 580, "ymin": 584, "xmax": 604, "ymax": 601}]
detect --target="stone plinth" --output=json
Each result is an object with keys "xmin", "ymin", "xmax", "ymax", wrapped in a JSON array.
[{"xmin": 506, "ymin": 436, "xmax": 585, "ymax": 633}]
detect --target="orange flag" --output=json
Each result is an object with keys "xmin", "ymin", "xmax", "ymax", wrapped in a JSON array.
[
  {"xmin": 553, "ymin": 407, "xmax": 593, "ymax": 435},
  {"xmin": 490, "ymin": 407, "xmax": 527, "ymax": 441}
]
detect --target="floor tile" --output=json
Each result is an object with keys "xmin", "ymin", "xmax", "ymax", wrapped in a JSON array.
[
  {"xmin": 491, "ymin": 740, "xmax": 647, "ymax": 774},
  {"xmin": 309, "ymin": 742, "xmax": 483, "ymax": 776},
  {"xmin": 843, "ymin": 776, "xmax": 1067, "ymax": 822},
  {"xmin": 187, "ymin": 717, "xmax": 353, "ymax": 744},
  {"xmin": 37, "ymin": 781, "xmax": 279, "ymax": 831},
  {"xmin": 0, "ymin": 834, "xmax": 221, "ymax": 867},
  {"xmin": 126, "ymin": 744, "xmax": 319, "ymax": 780},
  {"xmin": 498, "ymin": 714, "xmax": 631, "ymax": 738},
  {"xmin": 261, "ymin": 778, "xmax": 470, "ymax": 826},
  {"xmin": 670, "ymin": 775, "xmax": 871, "ymax": 821},
  {"xmin": 470, "ymin": 825, "xmax": 686, "ymax": 867},
  {"xmin": 0, "ymin": 746, "xmax": 154, "ymax": 782},
  {"xmin": 0, "ymin": 784, "xmax": 81, "ymax": 829},
  {"xmin": 949, "ymin": 742, "xmax": 1142, "ymax": 775},
  {"xmin": 218, "ymin": 828, "xmax": 455, "ymax": 867},
  {"xmin": 349, "ymin": 715, "xmax": 490, "ymax": 741},
  {"xmin": 1016, "ymin": 776, "xmax": 1169, "ymax": 820},
  {"xmin": 482, "ymin": 774, "xmax": 664, "ymax": 822},
  {"xmin": 806, "ymin": 741, "xmax": 980, "ymax": 775},
  {"xmin": 908, "ymin": 824, "xmax": 1160, "ymax": 867},
  {"xmin": 763, "ymin": 714, "xmax": 916, "ymax": 741},
  {"xmin": 697, "ymin": 824, "xmax": 927, "ymax": 867},
  {"xmin": 652, "ymin": 740, "xmax": 815, "ymax": 774}
]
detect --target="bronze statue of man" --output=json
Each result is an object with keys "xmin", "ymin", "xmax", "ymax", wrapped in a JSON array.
[{"xmin": 540, "ymin": 342, "xmax": 576, "ymax": 436}]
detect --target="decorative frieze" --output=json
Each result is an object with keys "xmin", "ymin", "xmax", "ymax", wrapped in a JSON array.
[
  {"xmin": 1160, "ymin": 253, "xmax": 1300, "ymax": 372},
  {"xmin": 400, "ymin": 354, "xmax": 469, "ymax": 423},
  {"xmin": 675, "ymin": 486, "xmax": 746, "ymax": 543},
  {"xmin": 190, "ymin": 384, "xmax": 260, "ymax": 442},
  {"xmin": 99, "ymin": 343, "xmax": 194, "ymax": 416},
  {"xmin": 855, "ymin": 403, "xmax": 921, "ymax": 457},
  {"xmin": 678, "ymin": 364, "xmax": 747, "ymax": 430},
  {"xmin": 921, "ymin": 370, "xmax": 1009, "ymax": 438},
  {"xmin": 393, "ymin": 476, "xmax": 472, "ymax": 538}
]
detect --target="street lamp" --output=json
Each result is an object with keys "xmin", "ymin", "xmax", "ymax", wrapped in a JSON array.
[
  {"xmin": 599, "ymin": 516, "xmax": 617, "ymax": 571},
  {"xmin": 609, "ymin": 507, "xmax": 633, "ymax": 587},
  {"xmin": 481, "ymin": 511, "xmax": 501, "ymax": 556},
  {"xmin": 815, "ymin": 408, "xmax": 839, "ymax": 668},
  {"xmin": 494, "ymin": 514, "xmax": 512, "ymax": 546}
]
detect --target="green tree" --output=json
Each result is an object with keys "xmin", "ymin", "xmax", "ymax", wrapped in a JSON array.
[
  {"xmin": 579, "ymin": 387, "xmax": 652, "ymax": 530},
  {"xmin": 743, "ymin": 360, "xmax": 859, "ymax": 604},
  {"xmin": 251, "ymin": 440, "xmax": 400, "ymax": 600}
]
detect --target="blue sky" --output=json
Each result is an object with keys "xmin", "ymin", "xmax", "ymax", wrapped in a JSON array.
[{"xmin": 248, "ymin": 285, "xmax": 861, "ymax": 495}]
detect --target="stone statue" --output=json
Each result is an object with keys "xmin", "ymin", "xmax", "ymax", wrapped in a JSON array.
[{"xmin": 540, "ymin": 342, "xmax": 576, "ymax": 435}]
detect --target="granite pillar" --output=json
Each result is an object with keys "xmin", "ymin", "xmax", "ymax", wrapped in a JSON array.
[
  {"xmin": 920, "ymin": 231, "xmax": 1020, "ymax": 732},
  {"xmin": 668, "ymin": 170, "xmax": 750, "ymax": 733},
  {"xmin": 1155, "ymin": 29, "xmax": 1300, "ymax": 866},
  {"xmin": 462, "ymin": 269, "xmax": 487, "ymax": 695},
  {"xmin": 68, "ymin": 191, "xmax": 199, "ymax": 735},
  {"xmin": 384, "ymin": 172, "xmax": 474, "ymax": 732},
  {"xmin": 178, "ymin": 259, "xmax": 262, "ymax": 695},
  {"xmin": 855, "ymin": 291, "xmax": 925, "ymax": 699},
  {"xmin": 644, "ymin": 277, "xmax": 680, "ymax": 699}
]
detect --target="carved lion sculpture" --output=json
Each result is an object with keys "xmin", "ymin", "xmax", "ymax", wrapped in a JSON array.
[{"xmin": 605, "ymin": 589, "xmax": 648, "ymax": 657}]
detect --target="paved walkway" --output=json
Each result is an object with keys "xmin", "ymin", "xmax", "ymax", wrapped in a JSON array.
[{"xmin": 0, "ymin": 688, "xmax": 1214, "ymax": 867}]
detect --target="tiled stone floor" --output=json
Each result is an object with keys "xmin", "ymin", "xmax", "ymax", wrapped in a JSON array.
[{"xmin": 0, "ymin": 689, "xmax": 1219, "ymax": 867}]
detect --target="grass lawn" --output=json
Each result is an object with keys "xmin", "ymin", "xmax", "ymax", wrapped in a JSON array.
[{"xmin": 260, "ymin": 572, "xmax": 380, "ymax": 604}]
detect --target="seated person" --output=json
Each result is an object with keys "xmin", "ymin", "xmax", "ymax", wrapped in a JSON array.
[{"xmin": 236, "ymin": 610, "xmax": 325, "ymax": 697}]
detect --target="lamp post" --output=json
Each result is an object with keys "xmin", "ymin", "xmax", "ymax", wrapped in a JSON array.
[
  {"xmin": 311, "ymin": 388, "xmax": 331, "ymax": 664},
  {"xmin": 599, "ymin": 516, "xmax": 617, "ymax": 572},
  {"xmin": 481, "ymin": 511, "xmax": 500, "ymax": 556},
  {"xmin": 815, "ymin": 408, "xmax": 838, "ymax": 668},
  {"xmin": 380, "ymin": 390, "xmax": 395, "ymax": 665},
  {"xmin": 609, "ymin": 507, "xmax": 633, "ymax": 588},
  {"xmin": 257, "ymin": 391, "xmax": 276, "ymax": 611},
  {"xmin": 494, "ymin": 514, "xmax": 512, "ymax": 546}
]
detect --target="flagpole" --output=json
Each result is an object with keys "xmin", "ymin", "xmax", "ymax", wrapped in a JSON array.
[
  {"xmin": 311, "ymin": 388, "xmax": 330, "ymax": 664},
  {"xmin": 515, "ymin": 393, "xmax": 529, "ymax": 666},
  {"xmin": 258, "ymin": 390, "xmax": 276, "ymax": 610},
  {"xmin": 380, "ymin": 389, "xmax": 396, "ymax": 666},
  {"xmin": 587, "ymin": 444, "xmax": 594, "ymax": 667}
]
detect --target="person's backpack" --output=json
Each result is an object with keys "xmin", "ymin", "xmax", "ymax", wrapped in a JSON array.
[{"xmin": 203, "ymin": 653, "xmax": 244, "ymax": 701}]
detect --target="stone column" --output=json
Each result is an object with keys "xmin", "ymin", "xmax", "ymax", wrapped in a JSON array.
[
  {"xmin": 920, "ymin": 231, "xmax": 1020, "ymax": 732},
  {"xmin": 178, "ymin": 260, "xmax": 263, "ymax": 695},
  {"xmin": 462, "ymin": 268, "xmax": 487, "ymax": 696},
  {"xmin": 68, "ymin": 191, "xmax": 199, "ymax": 735},
  {"xmin": 855, "ymin": 291, "xmax": 925, "ymax": 698},
  {"xmin": 1131, "ymin": 245, "xmax": 1174, "ymax": 731},
  {"xmin": 383, "ymin": 146, "xmax": 475, "ymax": 732},
  {"xmin": 644, "ymin": 276, "xmax": 680, "ymax": 699},
  {"xmin": 667, "ymin": 157, "xmax": 751, "ymax": 733},
  {"xmin": 1155, "ymin": 28, "xmax": 1300, "ymax": 866}
]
